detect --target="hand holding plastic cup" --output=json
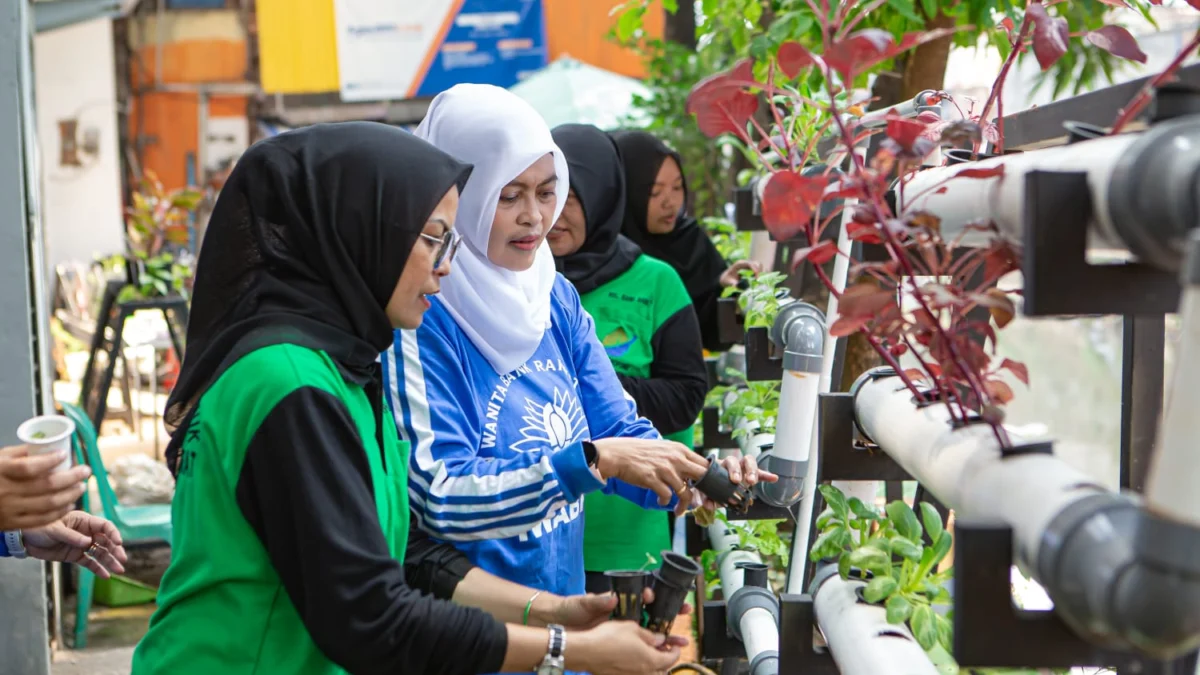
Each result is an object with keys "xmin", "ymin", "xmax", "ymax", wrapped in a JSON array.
[{"xmin": 17, "ymin": 415, "xmax": 76, "ymax": 474}]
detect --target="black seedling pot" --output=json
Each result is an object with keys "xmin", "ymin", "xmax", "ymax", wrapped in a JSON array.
[
  {"xmin": 644, "ymin": 552, "xmax": 702, "ymax": 635},
  {"xmin": 693, "ymin": 457, "xmax": 751, "ymax": 510},
  {"xmin": 1150, "ymin": 83, "xmax": 1200, "ymax": 124},
  {"xmin": 736, "ymin": 561, "xmax": 770, "ymax": 589},
  {"xmin": 605, "ymin": 570, "xmax": 649, "ymax": 622}
]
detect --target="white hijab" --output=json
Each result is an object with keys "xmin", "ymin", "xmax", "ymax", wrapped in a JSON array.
[{"xmin": 415, "ymin": 84, "xmax": 569, "ymax": 375}]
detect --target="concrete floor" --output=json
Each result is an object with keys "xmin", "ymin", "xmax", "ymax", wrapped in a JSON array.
[{"xmin": 52, "ymin": 647, "xmax": 136, "ymax": 675}]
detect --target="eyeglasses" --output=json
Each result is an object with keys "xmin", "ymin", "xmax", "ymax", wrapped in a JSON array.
[{"xmin": 419, "ymin": 230, "xmax": 460, "ymax": 269}]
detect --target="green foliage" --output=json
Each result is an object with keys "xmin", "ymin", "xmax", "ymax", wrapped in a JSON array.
[
  {"xmin": 714, "ymin": 377, "xmax": 780, "ymax": 436},
  {"xmin": 702, "ymin": 216, "xmax": 751, "ymax": 262},
  {"xmin": 725, "ymin": 271, "xmax": 787, "ymax": 329},
  {"xmin": 810, "ymin": 485, "xmax": 954, "ymax": 653},
  {"xmin": 810, "ymin": 485, "xmax": 1069, "ymax": 675}
]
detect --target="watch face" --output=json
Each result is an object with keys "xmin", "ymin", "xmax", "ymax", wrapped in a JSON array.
[{"xmin": 536, "ymin": 661, "xmax": 564, "ymax": 675}]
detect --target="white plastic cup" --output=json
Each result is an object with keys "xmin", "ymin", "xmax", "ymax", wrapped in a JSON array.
[{"xmin": 16, "ymin": 415, "xmax": 76, "ymax": 474}]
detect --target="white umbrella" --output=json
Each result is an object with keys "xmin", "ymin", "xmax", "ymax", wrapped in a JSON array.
[{"xmin": 509, "ymin": 55, "xmax": 653, "ymax": 130}]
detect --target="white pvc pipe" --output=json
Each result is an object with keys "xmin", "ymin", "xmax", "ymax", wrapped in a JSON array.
[
  {"xmin": 898, "ymin": 133, "xmax": 1140, "ymax": 253},
  {"xmin": 741, "ymin": 608, "xmax": 780, "ymax": 663},
  {"xmin": 708, "ymin": 518, "xmax": 780, "ymax": 669},
  {"xmin": 788, "ymin": 191, "xmax": 875, "ymax": 594},
  {"xmin": 812, "ymin": 571, "xmax": 939, "ymax": 675},
  {"xmin": 771, "ymin": 371, "xmax": 819, "ymax": 463},
  {"xmin": 853, "ymin": 374, "xmax": 1108, "ymax": 573},
  {"xmin": 1146, "ymin": 285, "xmax": 1200, "ymax": 528},
  {"xmin": 710, "ymin": 519, "xmax": 762, "ymax": 597}
]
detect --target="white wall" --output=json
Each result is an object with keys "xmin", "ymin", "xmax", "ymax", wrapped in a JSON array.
[{"xmin": 32, "ymin": 17, "xmax": 124, "ymax": 292}]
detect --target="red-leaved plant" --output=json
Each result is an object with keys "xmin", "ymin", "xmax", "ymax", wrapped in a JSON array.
[{"xmin": 685, "ymin": 0, "xmax": 1151, "ymax": 447}]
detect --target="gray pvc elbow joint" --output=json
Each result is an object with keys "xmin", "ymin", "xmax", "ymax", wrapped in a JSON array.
[
  {"xmin": 727, "ymin": 585, "xmax": 780, "ymax": 640},
  {"xmin": 770, "ymin": 301, "xmax": 826, "ymax": 375},
  {"xmin": 755, "ymin": 302, "xmax": 825, "ymax": 508},
  {"xmin": 1036, "ymin": 492, "xmax": 1200, "ymax": 658},
  {"xmin": 749, "ymin": 651, "xmax": 779, "ymax": 675}
]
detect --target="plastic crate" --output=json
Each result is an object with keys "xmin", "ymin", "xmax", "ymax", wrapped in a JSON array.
[{"xmin": 93, "ymin": 574, "xmax": 158, "ymax": 607}]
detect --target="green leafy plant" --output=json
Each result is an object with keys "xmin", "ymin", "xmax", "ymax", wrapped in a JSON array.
[
  {"xmin": 809, "ymin": 485, "xmax": 1068, "ymax": 675},
  {"xmin": 110, "ymin": 171, "xmax": 203, "ymax": 303},
  {"xmin": 720, "ymin": 380, "xmax": 780, "ymax": 437},
  {"xmin": 810, "ymin": 485, "xmax": 953, "ymax": 648},
  {"xmin": 726, "ymin": 270, "xmax": 787, "ymax": 329},
  {"xmin": 702, "ymin": 216, "xmax": 751, "ymax": 262}
]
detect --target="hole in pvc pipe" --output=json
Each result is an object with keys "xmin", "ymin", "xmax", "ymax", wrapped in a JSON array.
[{"xmin": 875, "ymin": 629, "xmax": 914, "ymax": 640}]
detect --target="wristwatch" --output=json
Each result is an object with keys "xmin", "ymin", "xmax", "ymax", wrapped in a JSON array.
[
  {"xmin": 4, "ymin": 531, "xmax": 26, "ymax": 559},
  {"xmin": 582, "ymin": 441, "xmax": 599, "ymax": 470},
  {"xmin": 536, "ymin": 623, "xmax": 566, "ymax": 675}
]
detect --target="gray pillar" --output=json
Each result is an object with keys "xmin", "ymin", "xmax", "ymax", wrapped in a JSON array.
[{"xmin": 0, "ymin": 0, "xmax": 55, "ymax": 673}]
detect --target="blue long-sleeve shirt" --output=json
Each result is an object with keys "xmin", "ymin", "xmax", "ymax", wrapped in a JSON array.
[{"xmin": 383, "ymin": 275, "xmax": 670, "ymax": 598}]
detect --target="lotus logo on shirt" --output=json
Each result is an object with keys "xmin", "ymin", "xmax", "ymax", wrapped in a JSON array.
[
  {"xmin": 601, "ymin": 327, "xmax": 637, "ymax": 358},
  {"xmin": 510, "ymin": 387, "xmax": 586, "ymax": 453}
]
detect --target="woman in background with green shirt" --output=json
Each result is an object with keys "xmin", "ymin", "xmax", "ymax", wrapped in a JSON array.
[{"xmin": 547, "ymin": 123, "xmax": 709, "ymax": 592}]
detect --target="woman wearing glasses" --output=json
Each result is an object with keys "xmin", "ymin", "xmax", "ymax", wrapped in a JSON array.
[
  {"xmin": 134, "ymin": 122, "xmax": 685, "ymax": 675},
  {"xmin": 383, "ymin": 86, "xmax": 772, "ymax": 647}
]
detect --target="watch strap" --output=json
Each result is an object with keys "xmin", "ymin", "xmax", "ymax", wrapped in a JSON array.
[
  {"xmin": 582, "ymin": 441, "xmax": 598, "ymax": 469},
  {"xmin": 547, "ymin": 623, "xmax": 565, "ymax": 658},
  {"xmin": 4, "ymin": 531, "xmax": 26, "ymax": 559}
]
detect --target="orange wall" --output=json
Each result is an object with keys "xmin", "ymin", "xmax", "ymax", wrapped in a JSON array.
[
  {"xmin": 544, "ymin": 0, "xmax": 662, "ymax": 78},
  {"xmin": 131, "ymin": 92, "xmax": 246, "ymax": 191},
  {"xmin": 130, "ymin": 33, "xmax": 248, "ymax": 190}
]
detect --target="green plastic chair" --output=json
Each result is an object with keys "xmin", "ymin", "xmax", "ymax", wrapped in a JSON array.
[{"xmin": 60, "ymin": 401, "xmax": 172, "ymax": 648}]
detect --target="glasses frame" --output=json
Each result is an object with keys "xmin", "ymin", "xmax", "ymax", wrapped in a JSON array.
[{"xmin": 419, "ymin": 230, "xmax": 459, "ymax": 269}]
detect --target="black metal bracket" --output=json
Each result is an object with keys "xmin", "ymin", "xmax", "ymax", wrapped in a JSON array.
[
  {"xmin": 701, "ymin": 601, "xmax": 751, "ymax": 659},
  {"xmin": 701, "ymin": 407, "xmax": 736, "ymax": 450},
  {"xmin": 726, "ymin": 499, "xmax": 802, "ymax": 522},
  {"xmin": 734, "ymin": 186, "xmax": 765, "ymax": 232},
  {"xmin": 779, "ymin": 593, "xmax": 839, "ymax": 675},
  {"xmin": 953, "ymin": 522, "xmax": 1199, "ymax": 673},
  {"xmin": 817, "ymin": 393, "xmax": 912, "ymax": 482},
  {"xmin": 79, "ymin": 281, "xmax": 189, "ymax": 433},
  {"xmin": 1022, "ymin": 170, "xmax": 1179, "ymax": 316},
  {"xmin": 717, "ymin": 297, "xmax": 746, "ymax": 345},
  {"xmin": 703, "ymin": 594, "xmax": 842, "ymax": 674},
  {"xmin": 744, "ymin": 327, "xmax": 783, "ymax": 382}
]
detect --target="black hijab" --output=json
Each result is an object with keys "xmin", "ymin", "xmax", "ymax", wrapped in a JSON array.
[
  {"xmin": 163, "ymin": 122, "xmax": 472, "ymax": 470},
  {"xmin": 610, "ymin": 130, "xmax": 727, "ymax": 300},
  {"xmin": 550, "ymin": 124, "xmax": 642, "ymax": 295}
]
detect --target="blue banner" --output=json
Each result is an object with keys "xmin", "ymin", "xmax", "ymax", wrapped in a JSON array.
[{"xmin": 416, "ymin": 0, "xmax": 548, "ymax": 97}]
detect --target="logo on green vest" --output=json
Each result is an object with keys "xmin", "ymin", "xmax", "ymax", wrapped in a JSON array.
[{"xmin": 601, "ymin": 327, "xmax": 637, "ymax": 358}]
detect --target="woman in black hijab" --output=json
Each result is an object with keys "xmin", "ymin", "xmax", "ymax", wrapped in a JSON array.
[
  {"xmin": 134, "ymin": 122, "xmax": 684, "ymax": 675},
  {"xmin": 547, "ymin": 124, "xmax": 708, "ymax": 593},
  {"xmin": 611, "ymin": 130, "xmax": 761, "ymax": 352}
]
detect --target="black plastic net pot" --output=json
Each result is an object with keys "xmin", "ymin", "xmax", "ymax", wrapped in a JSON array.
[{"xmin": 605, "ymin": 570, "xmax": 650, "ymax": 622}]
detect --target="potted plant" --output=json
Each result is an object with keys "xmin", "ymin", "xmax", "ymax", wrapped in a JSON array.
[{"xmin": 107, "ymin": 171, "xmax": 203, "ymax": 304}]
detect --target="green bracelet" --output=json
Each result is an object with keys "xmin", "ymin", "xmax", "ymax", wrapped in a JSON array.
[{"xmin": 523, "ymin": 590, "xmax": 542, "ymax": 626}]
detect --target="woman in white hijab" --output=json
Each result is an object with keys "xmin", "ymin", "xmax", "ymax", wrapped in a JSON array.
[{"xmin": 382, "ymin": 84, "xmax": 772, "ymax": 613}]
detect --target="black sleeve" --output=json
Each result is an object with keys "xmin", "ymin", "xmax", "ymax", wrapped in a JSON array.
[
  {"xmin": 235, "ymin": 387, "xmax": 507, "ymax": 675},
  {"xmin": 692, "ymin": 286, "xmax": 730, "ymax": 353},
  {"xmin": 615, "ymin": 306, "xmax": 709, "ymax": 437},
  {"xmin": 404, "ymin": 515, "xmax": 476, "ymax": 600}
]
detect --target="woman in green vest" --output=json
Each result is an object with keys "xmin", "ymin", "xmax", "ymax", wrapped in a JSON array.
[
  {"xmin": 547, "ymin": 124, "xmax": 711, "ymax": 593},
  {"xmin": 132, "ymin": 122, "xmax": 685, "ymax": 675}
]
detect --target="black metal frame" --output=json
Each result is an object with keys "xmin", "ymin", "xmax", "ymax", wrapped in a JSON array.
[
  {"xmin": 1000, "ymin": 62, "xmax": 1200, "ymax": 150},
  {"xmin": 697, "ymin": 68, "xmax": 1193, "ymax": 673},
  {"xmin": 952, "ymin": 523, "xmax": 1198, "ymax": 673},
  {"xmin": 78, "ymin": 280, "xmax": 188, "ymax": 433}
]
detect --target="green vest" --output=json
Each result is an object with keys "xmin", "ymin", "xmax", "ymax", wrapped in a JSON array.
[
  {"xmin": 581, "ymin": 254, "xmax": 695, "ymax": 572},
  {"xmin": 132, "ymin": 344, "xmax": 409, "ymax": 674}
]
